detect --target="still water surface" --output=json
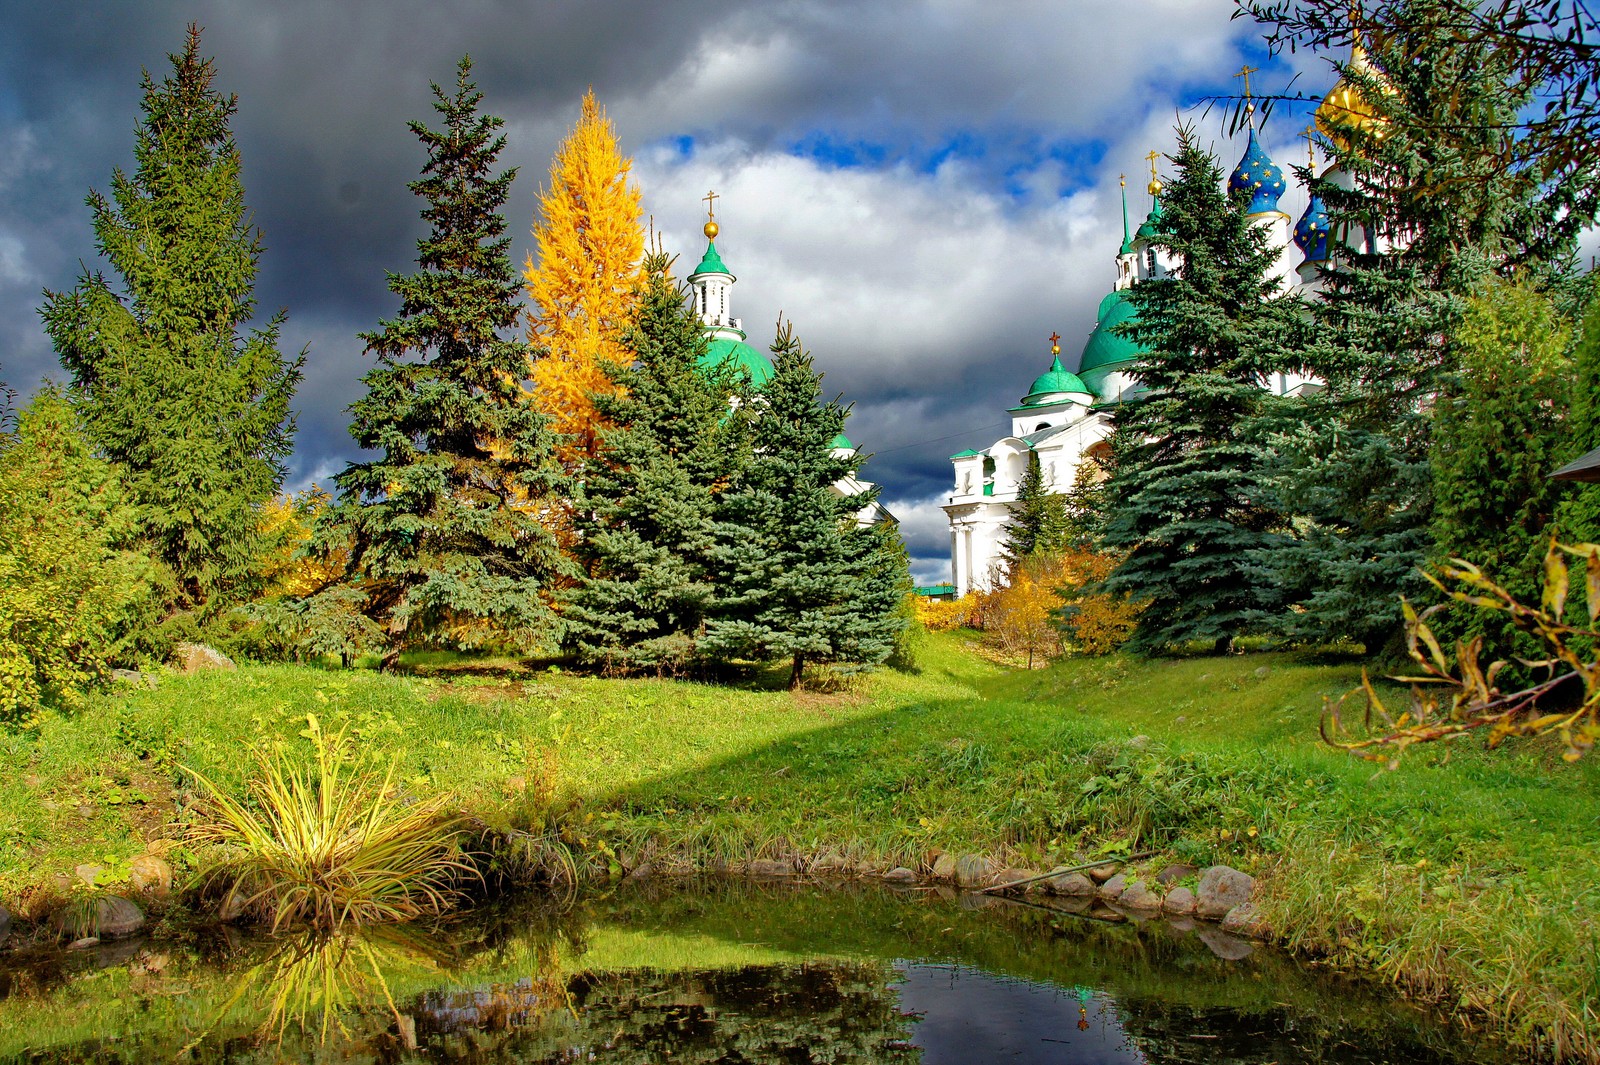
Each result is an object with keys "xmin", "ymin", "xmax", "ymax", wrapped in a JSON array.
[{"xmin": 0, "ymin": 879, "xmax": 1507, "ymax": 1063}]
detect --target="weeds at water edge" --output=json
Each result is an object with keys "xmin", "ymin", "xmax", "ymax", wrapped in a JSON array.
[{"xmin": 185, "ymin": 714, "xmax": 472, "ymax": 932}]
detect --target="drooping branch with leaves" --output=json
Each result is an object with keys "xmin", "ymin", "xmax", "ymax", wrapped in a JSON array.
[{"xmin": 1323, "ymin": 541, "xmax": 1600, "ymax": 763}]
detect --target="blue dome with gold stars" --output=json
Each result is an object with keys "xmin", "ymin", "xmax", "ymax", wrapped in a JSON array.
[
  {"xmin": 1228, "ymin": 128, "xmax": 1286, "ymax": 216},
  {"xmin": 1294, "ymin": 192, "xmax": 1331, "ymax": 263}
]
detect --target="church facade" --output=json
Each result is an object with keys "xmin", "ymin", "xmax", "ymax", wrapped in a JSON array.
[{"xmin": 942, "ymin": 54, "xmax": 1377, "ymax": 597}]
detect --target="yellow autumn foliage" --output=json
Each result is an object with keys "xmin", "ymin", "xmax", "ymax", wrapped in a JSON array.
[
  {"xmin": 915, "ymin": 592, "xmax": 978, "ymax": 631},
  {"xmin": 979, "ymin": 546, "xmax": 1144, "ymax": 665},
  {"xmin": 258, "ymin": 487, "xmax": 346, "ymax": 598},
  {"xmin": 980, "ymin": 555, "xmax": 1067, "ymax": 669},
  {"xmin": 524, "ymin": 90, "xmax": 645, "ymax": 471},
  {"xmin": 1052, "ymin": 546, "xmax": 1145, "ymax": 656}
]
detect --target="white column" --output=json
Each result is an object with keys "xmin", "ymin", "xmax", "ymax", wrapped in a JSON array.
[{"xmin": 953, "ymin": 525, "xmax": 968, "ymax": 597}]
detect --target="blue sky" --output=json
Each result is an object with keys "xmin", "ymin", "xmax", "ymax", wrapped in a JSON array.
[{"xmin": 0, "ymin": 1, "xmax": 1414, "ymax": 584}]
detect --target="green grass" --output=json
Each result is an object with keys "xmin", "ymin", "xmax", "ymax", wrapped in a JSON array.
[{"xmin": 2, "ymin": 633, "xmax": 1598, "ymax": 1058}]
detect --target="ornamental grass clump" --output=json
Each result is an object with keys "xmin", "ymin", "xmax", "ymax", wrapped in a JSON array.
[{"xmin": 186, "ymin": 715, "xmax": 472, "ymax": 932}]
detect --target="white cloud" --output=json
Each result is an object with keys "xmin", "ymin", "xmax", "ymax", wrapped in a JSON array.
[{"xmin": 883, "ymin": 492, "xmax": 957, "ymax": 585}]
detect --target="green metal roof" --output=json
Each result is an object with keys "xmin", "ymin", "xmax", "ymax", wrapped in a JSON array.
[
  {"xmin": 1078, "ymin": 289, "xmax": 1146, "ymax": 381},
  {"xmin": 949, "ymin": 448, "xmax": 984, "ymax": 459},
  {"xmin": 690, "ymin": 239, "xmax": 730, "ymax": 277},
  {"xmin": 699, "ymin": 336, "xmax": 774, "ymax": 387},
  {"xmin": 831, "ymin": 433, "xmax": 855, "ymax": 450},
  {"xmin": 1019, "ymin": 355, "xmax": 1093, "ymax": 407},
  {"xmin": 1135, "ymin": 196, "xmax": 1164, "ymax": 241}
]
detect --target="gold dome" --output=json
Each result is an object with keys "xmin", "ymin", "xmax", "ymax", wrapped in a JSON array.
[
  {"xmin": 704, "ymin": 219, "xmax": 720, "ymax": 239},
  {"xmin": 1315, "ymin": 39, "xmax": 1390, "ymax": 149}
]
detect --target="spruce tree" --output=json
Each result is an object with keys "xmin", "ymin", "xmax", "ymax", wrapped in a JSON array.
[
  {"xmin": 560, "ymin": 250, "xmax": 745, "ymax": 674},
  {"xmin": 1, "ymin": 387, "xmax": 160, "ymax": 718},
  {"xmin": 704, "ymin": 324, "xmax": 905, "ymax": 688},
  {"xmin": 1099, "ymin": 128, "xmax": 1303, "ymax": 654},
  {"xmin": 317, "ymin": 58, "xmax": 563, "ymax": 669},
  {"xmin": 40, "ymin": 25, "xmax": 302, "ymax": 610},
  {"xmin": 1264, "ymin": 0, "xmax": 1589, "ymax": 651},
  {"xmin": 1001, "ymin": 450, "xmax": 1068, "ymax": 574}
]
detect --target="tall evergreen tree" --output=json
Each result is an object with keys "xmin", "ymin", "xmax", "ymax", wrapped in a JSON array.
[
  {"xmin": 524, "ymin": 90, "xmax": 646, "ymax": 471},
  {"xmin": 41, "ymin": 25, "xmax": 302, "ymax": 610},
  {"xmin": 317, "ymin": 58, "xmax": 563, "ymax": 669},
  {"xmin": 1001, "ymin": 450, "xmax": 1068, "ymax": 574},
  {"xmin": 1099, "ymin": 128, "xmax": 1303, "ymax": 654},
  {"xmin": 1261, "ymin": 0, "xmax": 1591, "ymax": 651},
  {"xmin": 704, "ymin": 324, "xmax": 905, "ymax": 688},
  {"xmin": 561, "ymin": 250, "xmax": 745, "ymax": 674}
]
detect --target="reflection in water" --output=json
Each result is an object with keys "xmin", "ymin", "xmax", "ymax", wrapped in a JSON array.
[
  {"xmin": 895, "ymin": 965, "xmax": 1143, "ymax": 1064},
  {"xmin": 0, "ymin": 879, "xmax": 1509, "ymax": 1064}
]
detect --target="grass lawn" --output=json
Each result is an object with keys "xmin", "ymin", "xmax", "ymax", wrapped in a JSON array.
[{"xmin": 3, "ymin": 631, "xmax": 1598, "ymax": 1059}]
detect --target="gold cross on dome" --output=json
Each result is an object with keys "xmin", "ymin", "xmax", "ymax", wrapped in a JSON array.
[
  {"xmin": 1301, "ymin": 123, "xmax": 1318, "ymax": 169},
  {"xmin": 1235, "ymin": 64, "xmax": 1260, "ymax": 104},
  {"xmin": 702, "ymin": 189, "xmax": 718, "ymax": 220},
  {"xmin": 1049, "ymin": 331, "xmax": 1061, "ymax": 353},
  {"xmin": 1145, "ymin": 150, "xmax": 1160, "ymax": 180}
]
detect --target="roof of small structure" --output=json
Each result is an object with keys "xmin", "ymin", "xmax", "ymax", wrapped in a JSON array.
[
  {"xmin": 1552, "ymin": 445, "xmax": 1600, "ymax": 482},
  {"xmin": 690, "ymin": 240, "xmax": 730, "ymax": 278}
]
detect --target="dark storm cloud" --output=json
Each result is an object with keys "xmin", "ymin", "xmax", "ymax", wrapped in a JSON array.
[
  {"xmin": 0, "ymin": 0, "xmax": 751, "ymax": 483},
  {"xmin": 0, "ymin": 0, "xmax": 1275, "ymax": 581}
]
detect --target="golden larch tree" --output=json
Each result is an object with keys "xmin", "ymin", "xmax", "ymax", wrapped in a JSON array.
[{"xmin": 524, "ymin": 90, "xmax": 646, "ymax": 470}]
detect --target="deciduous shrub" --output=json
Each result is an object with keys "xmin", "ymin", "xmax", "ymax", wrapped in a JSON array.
[
  {"xmin": 1053, "ymin": 546, "xmax": 1144, "ymax": 655},
  {"xmin": 915, "ymin": 593, "xmax": 978, "ymax": 631},
  {"xmin": 0, "ymin": 387, "xmax": 161, "ymax": 721}
]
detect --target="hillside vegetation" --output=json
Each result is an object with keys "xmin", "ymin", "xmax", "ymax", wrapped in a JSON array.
[{"xmin": 2, "ymin": 634, "xmax": 1597, "ymax": 1058}]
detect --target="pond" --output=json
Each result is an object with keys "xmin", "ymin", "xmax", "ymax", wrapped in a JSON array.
[{"xmin": 0, "ymin": 879, "xmax": 1510, "ymax": 1063}]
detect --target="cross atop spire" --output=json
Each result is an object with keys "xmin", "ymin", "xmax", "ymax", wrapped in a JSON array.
[
  {"xmin": 1235, "ymin": 64, "xmax": 1259, "ymax": 102},
  {"xmin": 702, "ymin": 190, "xmax": 720, "ymax": 240},
  {"xmin": 1145, "ymin": 150, "xmax": 1162, "ymax": 196},
  {"xmin": 1302, "ymin": 123, "xmax": 1318, "ymax": 170},
  {"xmin": 1049, "ymin": 331, "xmax": 1061, "ymax": 355}
]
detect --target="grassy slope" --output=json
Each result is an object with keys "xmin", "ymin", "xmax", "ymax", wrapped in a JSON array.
[{"xmin": 2, "ymin": 633, "xmax": 1597, "ymax": 1057}]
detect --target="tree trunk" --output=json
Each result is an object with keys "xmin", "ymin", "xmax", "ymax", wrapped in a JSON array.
[
  {"xmin": 789, "ymin": 652, "xmax": 806, "ymax": 691},
  {"xmin": 1211, "ymin": 634, "xmax": 1234, "ymax": 656}
]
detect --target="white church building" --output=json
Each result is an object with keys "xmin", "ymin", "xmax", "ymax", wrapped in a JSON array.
[{"xmin": 941, "ymin": 58, "xmax": 1379, "ymax": 596}]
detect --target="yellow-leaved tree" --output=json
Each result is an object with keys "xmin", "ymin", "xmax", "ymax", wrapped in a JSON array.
[
  {"xmin": 258, "ymin": 487, "xmax": 346, "ymax": 598},
  {"xmin": 524, "ymin": 90, "xmax": 645, "ymax": 471}
]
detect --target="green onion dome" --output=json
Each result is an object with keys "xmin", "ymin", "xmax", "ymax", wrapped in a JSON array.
[
  {"xmin": 699, "ymin": 336, "xmax": 774, "ymax": 387},
  {"xmin": 1134, "ymin": 196, "xmax": 1164, "ymax": 241},
  {"xmin": 1077, "ymin": 289, "xmax": 1151, "ymax": 400},
  {"xmin": 1020, "ymin": 355, "xmax": 1093, "ymax": 407}
]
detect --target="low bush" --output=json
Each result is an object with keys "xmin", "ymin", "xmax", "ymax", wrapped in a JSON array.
[{"xmin": 186, "ymin": 714, "xmax": 472, "ymax": 931}]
